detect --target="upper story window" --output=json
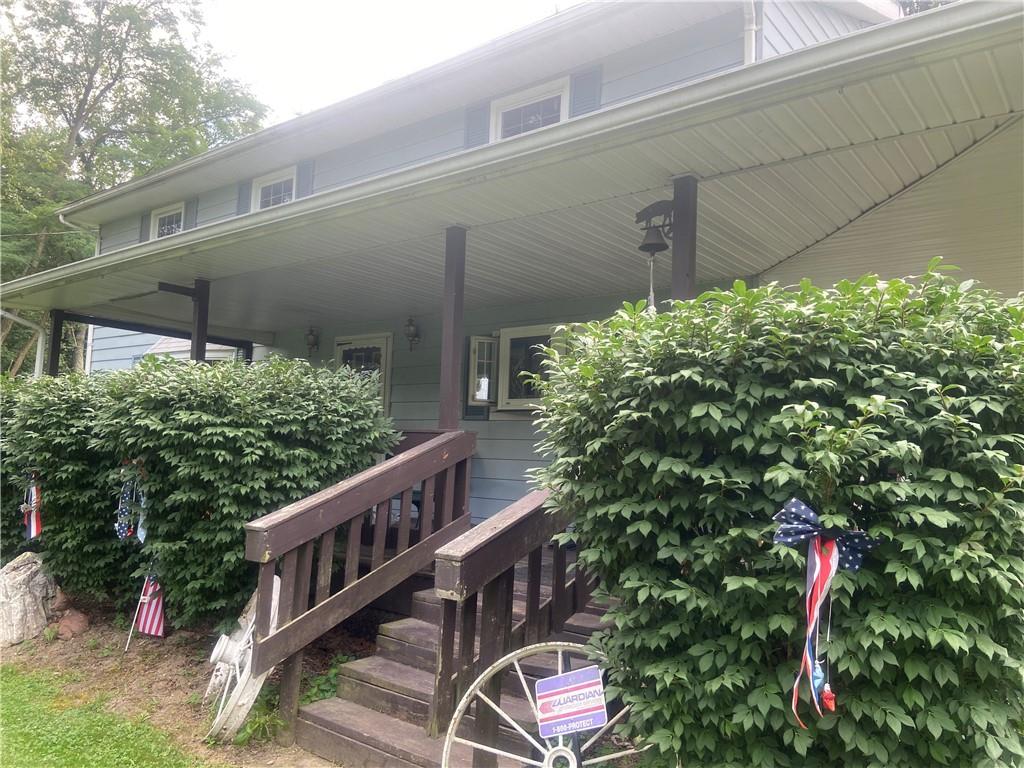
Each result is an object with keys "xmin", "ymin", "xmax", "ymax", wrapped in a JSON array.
[
  {"xmin": 251, "ymin": 167, "xmax": 297, "ymax": 211},
  {"xmin": 151, "ymin": 203, "xmax": 184, "ymax": 239},
  {"xmin": 490, "ymin": 78, "xmax": 570, "ymax": 141}
]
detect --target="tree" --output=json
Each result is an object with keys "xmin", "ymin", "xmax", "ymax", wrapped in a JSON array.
[{"xmin": 1, "ymin": 0, "xmax": 266, "ymax": 374}]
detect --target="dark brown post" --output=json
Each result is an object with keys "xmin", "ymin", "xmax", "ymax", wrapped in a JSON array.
[
  {"xmin": 46, "ymin": 309, "xmax": 65, "ymax": 376},
  {"xmin": 190, "ymin": 279, "xmax": 210, "ymax": 362},
  {"xmin": 438, "ymin": 226, "xmax": 466, "ymax": 430},
  {"xmin": 671, "ymin": 175, "xmax": 699, "ymax": 301}
]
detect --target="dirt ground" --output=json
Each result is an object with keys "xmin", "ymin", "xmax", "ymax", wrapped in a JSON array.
[{"xmin": 3, "ymin": 603, "xmax": 381, "ymax": 768}]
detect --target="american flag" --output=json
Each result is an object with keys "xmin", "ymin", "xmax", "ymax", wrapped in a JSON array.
[
  {"xmin": 135, "ymin": 576, "xmax": 165, "ymax": 637},
  {"xmin": 21, "ymin": 477, "xmax": 42, "ymax": 540}
]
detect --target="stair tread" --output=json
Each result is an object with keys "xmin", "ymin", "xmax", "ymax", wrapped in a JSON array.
[
  {"xmin": 300, "ymin": 697, "xmax": 526, "ymax": 768},
  {"xmin": 300, "ymin": 697, "xmax": 444, "ymax": 767},
  {"xmin": 338, "ymin": 655, "xmax": 435, "ymax": 700}
]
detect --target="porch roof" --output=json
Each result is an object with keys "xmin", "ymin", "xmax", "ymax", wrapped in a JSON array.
[{"xmin": 3, "ymin": 1, "xmax": 1021, "ymax": 344}]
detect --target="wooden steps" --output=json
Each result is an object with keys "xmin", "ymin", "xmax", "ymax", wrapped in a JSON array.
[{"xmin": 295, "ymin": 585, "xmax": 609, "ymax": 766}]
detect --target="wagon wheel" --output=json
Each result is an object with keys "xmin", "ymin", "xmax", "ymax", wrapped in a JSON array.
[{"xmin": 442, "ymin": 641, "xmax": 650, "ymax": 768}]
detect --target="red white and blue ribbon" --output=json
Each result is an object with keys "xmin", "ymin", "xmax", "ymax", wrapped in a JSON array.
[
  {"xmin": 773, "ymin": 498, "xmax": 879, "ymax": 727},
  {"xmin": 21, "ymin": 471, "xmax": 42, "ymax": 540}
]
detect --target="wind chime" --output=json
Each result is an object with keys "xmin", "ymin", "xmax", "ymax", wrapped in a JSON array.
[
  {"xmin": 115, "ymin": 461, "xmax": 165, "ymax": 650},
  {"xmin": 773, "ymin": 498, "xmax": 879, "ymax": 728},
  {"xmin": 20, "ymin": 470, "xmax": 43, "ymax": 540}
]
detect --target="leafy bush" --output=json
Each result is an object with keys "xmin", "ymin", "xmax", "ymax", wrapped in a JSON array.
[
  {"xmin": 2, "ymin": 374, "xmax": 32, "ymax": 564},
  {"xmin": 4, "ymin": 357, "xmax": 398, "ymax": 626},
  {"xmin": 534, "ymin": 268, "xmax": 1024, "ymax": 767},
  {"xmin": 2, "ymin": 373, "xmax": 134, "ymax": 592}
]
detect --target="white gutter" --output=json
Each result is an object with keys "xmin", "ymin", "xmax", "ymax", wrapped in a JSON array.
[
  {"xmin": 744, "ymin": 0, "xmax": 758, "ymax": 65},
  {"xmin": 0, "ymin": 310, "xmax": 46, "ymax": 378},
  {"xmin": 4, "ymin": 0, "xmax": 1019, "ymax": 302}
]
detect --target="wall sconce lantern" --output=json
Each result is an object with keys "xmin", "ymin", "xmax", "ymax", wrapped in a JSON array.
[
  {"xmin": 304, "ymin": 326, "xmax": 320, "ymax": 358},
  {"xmin": 634, "ymin": 199, "xmax": 674, "ymax": 309},
  {"xmin": 403, "ymin": 317, "xmax": 421, "ymax": 351}
]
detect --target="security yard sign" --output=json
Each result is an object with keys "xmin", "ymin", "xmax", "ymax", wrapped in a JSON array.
[{"xmin": 535, "ymin": 665, "xmax": 608, "ymax": 739}]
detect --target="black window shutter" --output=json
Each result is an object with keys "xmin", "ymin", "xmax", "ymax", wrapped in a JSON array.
[
  {"xmin": 183, "ymin": 198, "xmax": 199, "ymax": 230},
  {"xmin": 237, "ymin": 180, "xmax": 253, "ymax": 215},
  {"xmin": 139, "ymin": 212, "xmax": 151, "ymax": 243},
  {"xmin": 296, "ymin": 160, "xmax": 315, "ymax": 198},
  {"xmin": 570, "ymin": 67, "xmax": 603, "ymax": 117},
  {"xmin": 464, "ymin": 103, "xmax": 491, "ymax": 148}
]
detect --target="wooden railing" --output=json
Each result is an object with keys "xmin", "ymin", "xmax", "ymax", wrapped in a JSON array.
[
  {"xmin": 244, "ymin": 429, "xmax": 476, "ymax": 743},
  {"xmin": 426, "ymin": 489, "xmax": 592, "ymax": 753}
]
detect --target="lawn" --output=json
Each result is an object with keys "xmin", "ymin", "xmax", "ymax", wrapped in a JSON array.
[{"xmin": 0, "ymin": 665, "xmax": 214, "ymax": 768}]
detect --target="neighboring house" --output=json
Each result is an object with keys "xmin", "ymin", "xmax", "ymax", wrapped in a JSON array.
[{"xmin": 6, "ymin": 1, "xmax": 1022, "ymax": 520}]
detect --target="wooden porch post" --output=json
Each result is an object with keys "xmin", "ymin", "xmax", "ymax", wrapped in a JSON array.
[
  {"xmin": 438, "ymin": 226, "xmax": 466, "ymax": 430},
  {"xmin": 46, "ymin": 309, "xmax": 64, "ymax": 376},
  {"xmin": 190, "ymin": 279, "xmax": 210, "ymax": 362},
  {"xmin": 671, "ymin": 175, "xmax": 699, "ymax": 301}
]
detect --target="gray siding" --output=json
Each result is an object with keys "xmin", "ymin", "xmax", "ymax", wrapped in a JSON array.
[
  {"xmin": 93, "ymin": 3, "xmax": 871, "ymax": 251},
  {"xmin": 276, "ymin": 292, "xmax": 669, "ymax": 523},
  {"xmin": 761, "ymin": 1, "xmax": 869, "ymax": 58},
  {"xmin": 197, "ymin": 184, "xmax": 239, "ymax": 227},
  {"xmin": 600, "ymin": 10, "xmax": 744, "ymax": 107},
  {"xmin": 88, "ymin": 326, "xmax": 162, "ymax": 371},
  {"xmin": 313, "ymin": 109, "xmax": 466, "ymax": 193},
  {"xmin": 99, "ymin": 214, "xmax": 141, "ymax": 254}
]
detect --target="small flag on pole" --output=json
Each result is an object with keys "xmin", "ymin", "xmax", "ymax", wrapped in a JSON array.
[
  {"xmin": 135, "ymin": 576, "xmax": 165, "ymax": 637},
  {"xmin": 21, "ymin": 473, "xmax": 42, "ymax": 540}
]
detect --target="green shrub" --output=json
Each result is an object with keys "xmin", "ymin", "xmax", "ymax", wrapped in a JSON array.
[
  {"xmin": 4, "ymin": 357, "xmax": 398, "ymax": 626},
  {"xmin": 2, "ymin": 374, "xmax": 32, "ymax": 564},
  {"xmin": 534, "ymin": 268, "xmax": 1024, "ymax": 767},
  {"xmin": 2, "ymin": 373, "xmax": 135, "ymax": 594}
]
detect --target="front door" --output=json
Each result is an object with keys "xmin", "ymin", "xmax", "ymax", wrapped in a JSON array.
[{"xmin": 335, "ymin": 333, "xmax": 393, "ymax": 412}]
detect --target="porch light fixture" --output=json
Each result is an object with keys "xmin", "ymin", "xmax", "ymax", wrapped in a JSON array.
[
  {"xmin": 304, "ymin": 326, "xmax": 320, "ymax": 358},
  {"xmin": 403, "ymin": 317, "xmax": 421, "ymax": 351},
  {"xmin": 634, "ymin": 199, "xmax": 674, "ymax": 310}
]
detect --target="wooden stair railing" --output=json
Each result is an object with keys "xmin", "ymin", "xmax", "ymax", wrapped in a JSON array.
[
  {"xmin": 426, "ymin": 489, "xmax": 593, "ymax": 757},
  {"xmin": 244, "ymin": 429, "xmax": 476, "ymax": 744}
]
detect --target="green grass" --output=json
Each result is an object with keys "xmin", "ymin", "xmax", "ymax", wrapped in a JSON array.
[{"xmin": 0, "ymin": 666, "xmax": 212, "ymax": 768}]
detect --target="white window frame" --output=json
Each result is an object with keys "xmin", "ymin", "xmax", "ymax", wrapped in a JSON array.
[
  {"xmin": 496, "ymin": 323, "xmax": 561, "ymax": 411},
  {"xmin": 334, "ymin": 333, "xmax": 393, "ymax": 412},
  {"xmin": 150, "ymin": 202, "xmax": 185, "ymax": 239},
  {"xmin": 467, "ymin": 335, "xmax": 498, "ymax": 407},
  {"xmin": 489, "ymin": 77, "xmax": 570, "ymax": 142},
  {"xmin": 251, "ymin": 166, "xmax": 297, "ymax": 212}
]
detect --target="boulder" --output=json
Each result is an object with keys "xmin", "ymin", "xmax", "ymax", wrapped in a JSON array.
[
  {"xmin": 57, "ymin": 609, "xmax": 90, "ymax": 640},
  {"xmin": 0, "ymin": 552, "xmax": 57, "ymax": 647}
]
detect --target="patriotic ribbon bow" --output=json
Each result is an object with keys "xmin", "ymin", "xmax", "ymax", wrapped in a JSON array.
[
  {"xmin": 773, "ymin": 498, "xmax": 879, "ymax": 728},
  {"xmin": 20, "ymin": 471, "xmax": 43, "ymax": 540}
]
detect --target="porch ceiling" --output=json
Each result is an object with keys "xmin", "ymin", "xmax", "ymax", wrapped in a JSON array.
[{"xmin": 4, "ymin": 3, "xmax": 1021, "ymax": 342}]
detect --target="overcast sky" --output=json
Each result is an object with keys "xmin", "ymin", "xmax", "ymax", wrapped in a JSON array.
[{"xmin": 201, "ymin": 1, "xmax": 581, "ymax": 125}]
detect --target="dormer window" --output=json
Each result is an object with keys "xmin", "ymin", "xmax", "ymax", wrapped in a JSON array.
[
  {"xmin": 252, "ymin": 167, "xmax": 297, "ymax": 211},
  {"xmin": 490, "ymin": 78, "xmax": 570, "ymax": 141},
  {"xmin": 151, "ymin": 203, "xmax": 185, "ymax": 239}
]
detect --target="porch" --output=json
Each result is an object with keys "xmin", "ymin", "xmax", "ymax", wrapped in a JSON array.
[{"xmin": 2, "ymin": 4, "xmax": 1021, "ymax": 762}]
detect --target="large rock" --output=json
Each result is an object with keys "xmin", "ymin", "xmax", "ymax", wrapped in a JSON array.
[{"xmin": 0, "ymin": 552, "xmax": 57, "ymax": 647}]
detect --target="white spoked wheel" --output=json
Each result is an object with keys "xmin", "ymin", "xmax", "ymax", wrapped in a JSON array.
[{"xmin": 442, "ymin": 641, "xmax": 650, "ymax": 768}]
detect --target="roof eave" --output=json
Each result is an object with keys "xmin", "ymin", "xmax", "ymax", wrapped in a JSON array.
[{"xmin": 12, "ymin": 0, "xmax": 1019, "ymax": 303}]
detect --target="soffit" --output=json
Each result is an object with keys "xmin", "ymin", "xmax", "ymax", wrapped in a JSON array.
[{"xmin": 7, "ymin": 18, "xmax": 1021, "ymax": 338}]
